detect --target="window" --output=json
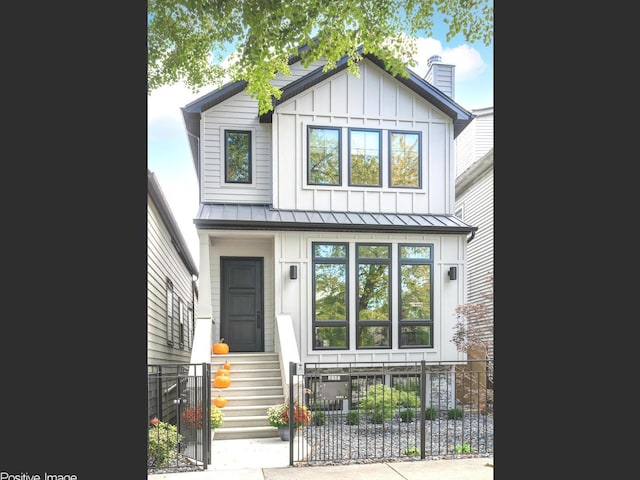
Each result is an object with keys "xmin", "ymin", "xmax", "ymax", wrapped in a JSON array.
[
  {"xmin": 224, "ymin": 130, "xmax": 251, "ymax": 183},
  {"xmin": 398, "ymin": 244, "xmax": 433, "ymax": 347},
  {"xmin": 455, "ymin": 206, "xmax": 464, "ymax": 220},
  {"xmin": 356, "ymin": 244, "xmax": 391, "ymax": 348},
  {"xmin": 166, "ymin": 279, "xmax": 174, "ymax": 346},
  {"xmin": 308, "ymin": 127, "xmax": 341, "ymax": 185},
  {"xmin": 349, "ymin": 129, "xmax": 381, "ymax": 186},
  {"xmin": 178, "ymin": 298, "xmax": 185, "ymax": 347},
  {"xmin": 188, "ymin": 306, "xmax": 194, "ymax": 348},
  {"xmin": 312, "ymin": 242, "xmax": 348, "ymax": 349},
  {"xmin": 389, "ymin": 131, "xmax": 421, "ymax": 188}
]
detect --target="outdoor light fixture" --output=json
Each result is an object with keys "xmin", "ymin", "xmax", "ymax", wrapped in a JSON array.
[
  {"xmin": 448, "ymin": 267, "xmax": 457, "ymax": 280},
  {"xmin": 289, "ymin": 265, "xmax": 298, "ymax": 280}
]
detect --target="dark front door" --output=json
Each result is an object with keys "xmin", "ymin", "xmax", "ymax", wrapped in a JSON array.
[{"xmin": 220, "ymin": 257, "xmax": 264, "ymax": 352}]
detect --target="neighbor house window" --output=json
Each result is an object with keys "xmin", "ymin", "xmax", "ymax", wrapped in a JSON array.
[
  {"xmin": 389, "ymin": 131, "xmax": 421, "ymax": 188},
  {"xmin": 349, "ymin": 128, "xmax": 381, "ymax": 187},
  {"xmin": 166, "ymin": 279, "xmax": 174, "ymax": 346},
  {"xmin": 398, "ymin": 244, "xmax": 433, "ymax": 347},
  {"xmin": 188, "ymin": 306, "xmax": 194, "ymax": 348},
  {"xmin": 178, "ymin": 298, "xmax": 185, "ymax": 347},
  {"xmin": 312, "ymin": 242, "xmax": 348, "ymax": 349},
  {"xmin": 356, "ymin": 244, "xmax": 391, "ymax": 348},
  {"xmin": 308, "ymin": 126, "xmax": 341, "ymax": 185},
  {"xmin": 224, "ymin": 130, "xmax": 252, "ymax": 183}
]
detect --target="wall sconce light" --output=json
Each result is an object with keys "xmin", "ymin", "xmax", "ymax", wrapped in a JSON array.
[
  {"xmin": 289, "ymin": 265, "xmax": 298, "ymax": 280},
  {"xmin": 448, "ymin": 266, "xmax": 457, "ymax": 280}
]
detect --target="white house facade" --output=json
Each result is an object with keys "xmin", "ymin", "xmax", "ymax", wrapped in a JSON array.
[{"xmin": 182, "ymin": 49, "xmax": 477, "ymax": 371}]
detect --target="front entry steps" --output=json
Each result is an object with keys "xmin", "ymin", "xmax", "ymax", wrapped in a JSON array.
[{"xmin": 211, "ymin": 352, "xmax": 284, "ymax": 440}]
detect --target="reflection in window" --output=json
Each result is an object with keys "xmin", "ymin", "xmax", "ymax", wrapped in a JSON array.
[
  {"xmin": 390, "ymin": 131, "xmax": 420, "ymax": 188},
  {"xmin": 399, "ymin": 244, "xmax": 433, "ymax": 347},
  {"xmin": 349, "ymin": 129, "xmax": 381, "ymax": 186},
  {"xmin": 312, "ymin": 242, "xmax": 348, "ymax": 349},
  {"xmin": 308, "ymin": 127, "xmax": 341, "ymax": 185},
  {"xmin": 225, "ymin": 130, "xmax": 251, "ymax": 183},
  {"xmin": 357, "ymin": 244, "xmax": 391, "ymax": 348}
]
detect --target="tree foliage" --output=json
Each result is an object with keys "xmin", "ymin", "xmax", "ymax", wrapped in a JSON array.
[{"xmin": 148, "ymin": 0, "xmax": 493, "ymax": 114}]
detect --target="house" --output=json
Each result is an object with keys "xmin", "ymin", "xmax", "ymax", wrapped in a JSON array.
[
  {"xmin": 180, "ymin": 45, "xmax": 479, "ymax": 434},
  {"xmin": 454, "ymin": 106, "xmax": 494, "ymax": 364},
  {"xmin": 147, "ymin": 169, "xmax": 199, "ymax": 365}
]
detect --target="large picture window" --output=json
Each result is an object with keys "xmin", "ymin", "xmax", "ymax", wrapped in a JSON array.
[
  {"xmin": 224, "ymin": 130, "xmax": 251, "ymax": 183},
  {"xmin": 312, "ymin": 242, "xmax": 348, "ymax": 349},
  {"xmin": 389, "ymin": 131, "xmax": 421, "ymax": 188},
  {"xmin": 349, "ymin": 129, "xmax": 381, "ymax": 187},
  {"xmin": 398, "ymin": 244, "xmax": 433, "ymax": 347},
  {"xmin": 356, "ymin": 244, "xmax": 391, "ymax": 348},
  {"xmin": 308, "ymin": 126, "xmax": 341, "ymax": 185}
]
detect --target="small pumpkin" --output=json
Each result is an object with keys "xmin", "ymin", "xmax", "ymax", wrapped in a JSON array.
[
  {"xmin": 223, "ymin": 361, "xmax": 231, "ymax": 370},
  {"xmin": 214, "ymin": 374, "xmax": 231, "ymax": 388},
  {"xmin": 216, "ymin": 368, "xmax": 230, "ymax": 377},
  {"xmin": 213, "ymin": 396, "xmax": 227, "ymax": 408},
  {"xmin": 212, "ymin": 339, "xmax": 230, "ymax": 355}
]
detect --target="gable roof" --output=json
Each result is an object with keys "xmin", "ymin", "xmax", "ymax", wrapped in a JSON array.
[
  {"xmin": 182, "ymin": 47, "xmax": 474, "ymax": 169},
  {"xmin": 148, "ymin": 169, "xmax": 199, "ymax": 277}
]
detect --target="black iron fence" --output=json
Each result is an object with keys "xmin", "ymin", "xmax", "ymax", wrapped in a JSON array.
[
  {"xmin": 147, "ymin": 363, "xmax": 211, "ymax": 473},
  {"xmin": 287, "ymin": 360, "xmax": 494, "ymax": 466}
]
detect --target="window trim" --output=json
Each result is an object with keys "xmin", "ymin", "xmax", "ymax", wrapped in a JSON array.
[
  {"xmin": 224, "ymin": 129, "xmax": 252, "ymax": 184},
  {"xmin": 348, "ymin": 128, "xmax": 382, "ymax": 187},
  {"xmin": 388, "ymin": 130, "xmax": 422, "ymax": 189},
  {"xmin": 307, "ymin": 126, "xmax": 342, "ymax": 186}
]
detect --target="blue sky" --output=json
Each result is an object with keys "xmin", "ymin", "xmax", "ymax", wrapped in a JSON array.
[{"xmin": 148, "ymin": 18, "xmax": 493, "ymax": 268}]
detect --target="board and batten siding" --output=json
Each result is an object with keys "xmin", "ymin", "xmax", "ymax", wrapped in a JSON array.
[
  {"xmin": 147, "ymin": 198, "xmax": 196, "ymax": 365},
  {"xmin": 273, "ymin": 230, "xmax": 467, "ymax": 364},
  {"xmin": 272, "ymin": 59, "xmax": 454, "ymax": 215}
]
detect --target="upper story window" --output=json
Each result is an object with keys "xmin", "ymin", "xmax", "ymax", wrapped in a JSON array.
[
  {"xmin": 312, "ymin": 242, "xmax": 349, "ymax": 349},
  {"xmin": 224, "ymin": 130, "xmax": 252, "ymax": 183},
  {"xmin": 389, "ymin": 131, "xmax": 421, "ymax": 188},
  {"xmin": 308, "ymin": 126, "xmax": 341, "ymax": 185},
  {"xmin": 349, "ymin": 129, "xmax": 381, "ymax": 187}
]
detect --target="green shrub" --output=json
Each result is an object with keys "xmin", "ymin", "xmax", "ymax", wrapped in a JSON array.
[
  {"xmin": 453, "ymin": 442, "xmax": 474, "ymax": 453},
  {"xmin": 447, "ymin": 408, "xmax": 464, "ymax": 419},
  {"xmin": 148, "ymin": 421, "xmax": 182, "ymax": 467},
  {"xmin": 312, "ymin": 410, "xmax": 327, "ymax": 426},
  {"xmin": 345, "ymin": 410, "xmax": 360, "ymax": 425},
  {"xmin": 360, "ymin": 384, "xmax": 420, "ymax": 422},
  {"xmin": 399, "ymin": 408, "xmax": 415, "ymax": 423},
  {"xmin": 424, "ymin": 407, "xmax": 438, "ymax": 420},
  {"xmin": 403, "ymin": 446, "xmax": 421, "ymax": 456}
]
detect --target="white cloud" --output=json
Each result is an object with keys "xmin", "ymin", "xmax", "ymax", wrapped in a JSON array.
[{"xmin": 412, "ymin": 37, "xmax": 487, "ymax": 81}]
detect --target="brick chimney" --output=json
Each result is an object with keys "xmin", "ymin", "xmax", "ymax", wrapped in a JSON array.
[{"xmin": 424, "ymin": 55, "xmax": 455, "ymax": 99}]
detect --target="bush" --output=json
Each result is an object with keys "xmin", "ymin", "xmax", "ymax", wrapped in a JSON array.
[
  {"xmin": 312, "ymin": 410, "xmax": 327, "ymax": 426},
  {"xmin": 360, "ymin": 384, "xmax": 420, "ymax": 422},
  {"xmin": 211, "ymin": 405, "xmax": 224, "ymax": 429},
  {"xmin": 447, "ymin": 408, "xmax": 464, "ymax": 419},
  {"xmin": 399, "ymin": 408, "xmax": 415, "ymax": 423},
  {"xmin": 424, "ymin": 407, "xmax": 438, "ymax": 420},
  {"xmin": 148, "ymin": 421, "xmax": 182, "ymax": 467},
  {"xmin": 345, "ymin": 410, "xmax": 360, "ymax": 425}
]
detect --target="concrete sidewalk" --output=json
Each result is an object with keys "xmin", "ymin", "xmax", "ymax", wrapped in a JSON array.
[{"xmin": 150, "ymin": 437, "xmax": 494, "ymax": 480}]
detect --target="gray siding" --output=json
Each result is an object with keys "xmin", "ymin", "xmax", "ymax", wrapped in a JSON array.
[{"xmin": 147, "ymin": 195, "xmax": 198, "ymax": 365}]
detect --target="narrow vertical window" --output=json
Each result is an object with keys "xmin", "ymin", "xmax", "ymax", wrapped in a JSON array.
[
  {"xmin": 188, "ymin": 306, "xmax": 194, "ymax": 348},
  {"xmin": 166, "ymin": 279, "xmax": 174, "ymax": 346},
  {"xmin": 308, "ymin": 126, "xmax": 341, "ymax": 185},
  {"xmin": 389, "ymin": 131, "xmax": 421, "ymax": 188},
  {"xmin": 398, "ymin": 244, "xmax": 433, "ymax": 348},
  {"xmin": 349, "ymin": 129, "xmax": 381, "ymax": 186},
  {"xmin": 178, "ymin": 298, "xmax": 185, "ymax": 347},
  {"xmin": 312, "ymin": 242, "xmax": 348, "ymax": 349},
  {"xmin": 356, "ymin": 244, "xmax": 391, "ymax": 348},
  {"xmin": 225, "ymin": 130, "xmax": 252, "ymax": 183}
]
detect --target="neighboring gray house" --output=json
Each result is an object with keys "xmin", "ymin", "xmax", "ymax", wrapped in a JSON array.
[
  {"xmin": 454, "ymin": 106, "xmax": 494, "ymax": 363},
  {"xmin": 147, "ymin": 169, "xmax": 199, "ymax": 365}
]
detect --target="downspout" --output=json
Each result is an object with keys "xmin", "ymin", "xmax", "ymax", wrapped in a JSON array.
[{"xmin": 467, "ymin": 230, "xmax": 476, "ymax": 244}]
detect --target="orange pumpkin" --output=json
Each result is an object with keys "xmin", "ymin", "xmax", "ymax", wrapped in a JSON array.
[
  {"xmin": 213, "ymin": 396, "xmax": 227, "ymax": 408},
  {"xmin": 223, "ymin": 361, "xmax": 231, "ymax": 370},
  {"xmin": 216, "ymin": 368, "xmax": 230, "ymax": 377},
  {"xmin": 212, "ymin": 339, "xmax": 229, "ymax": 355},
  {"xmin": 214, "ymin": 374, "xmax": 231, "ymax": 388}
]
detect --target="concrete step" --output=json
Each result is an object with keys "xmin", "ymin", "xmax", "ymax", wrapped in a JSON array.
[
  {"xmin": 213, "ymin": 385, "xmax": 285, "ymax": 397},
  {"xmin": 213, "ymin": 425, "xmax": 279, "ymax": 440},
  {"xmin": 221, "ymin": 414, "xmax": 271, "ymax": 429},
  {"xmin": 219, "ymin": 404, "xmax": 282, "ymax": 417}
]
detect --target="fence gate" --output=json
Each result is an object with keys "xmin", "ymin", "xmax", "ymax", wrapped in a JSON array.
[{"xmin": 147, "ymin": 363, "xmax": 211, "ymax": 473}]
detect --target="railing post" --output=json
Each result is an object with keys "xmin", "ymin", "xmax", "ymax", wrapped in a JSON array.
[
  {"xmin": 420, "ymin": 360, "xmax": 426, "ymax": 459},
  {"xmin": 288, "ymin": 361, "xmax": 295, "ymax": 466}
]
